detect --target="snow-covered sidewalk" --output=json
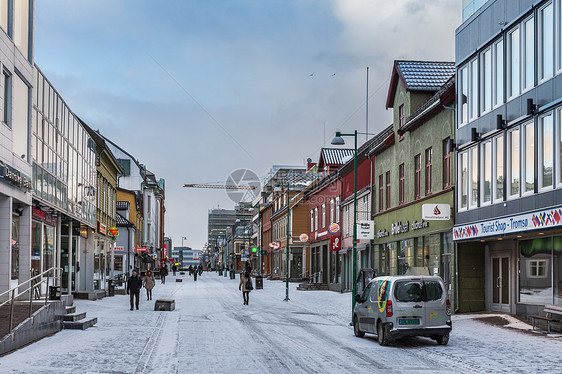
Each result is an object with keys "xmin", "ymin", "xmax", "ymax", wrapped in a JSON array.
[{"xmin": 0, "ymin": 272, "xmax": 560, "ymax": 373}]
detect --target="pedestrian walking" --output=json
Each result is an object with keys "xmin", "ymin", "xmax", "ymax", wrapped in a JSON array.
[
  {"xmin": 160, "ymin": 265, "xmax": 168, "ymax": 284},
  {"xmin": 143, "ymin": 270, "xmax": 155, "ymax": 300},
  {"xmin": 172, "ymin": 264, "xmax": 177, "ymax": 276},
  {"xmin": 193, "ymin": 268, "xmax": 198, "ymax": 281},
  {"xmin": 188, "ymin": 265, "xmax": 193, "ymax": 276},
  {"xmin": 239, "ymin": 271, "xmax": 253, "ymax": 305},
  {"xmin": 126, "ymin": 269, "xmax": 143, "ymax": 310},
  {"xmin": 198, "ymin": 264, "xmax": 203, "ymax": 276}
]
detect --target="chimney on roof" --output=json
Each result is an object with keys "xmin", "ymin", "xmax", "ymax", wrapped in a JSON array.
[{"xmin": 306, "ymin": 158, "xmax": 316, "ymax": 171}]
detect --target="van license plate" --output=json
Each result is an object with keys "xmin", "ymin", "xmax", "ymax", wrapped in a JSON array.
[{"xmin": 399, "ymin": 318, "xmax": 420, "ymax": 325}]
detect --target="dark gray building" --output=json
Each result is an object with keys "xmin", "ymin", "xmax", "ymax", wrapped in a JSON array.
[{"xmin": 454, "ymin": 0, "xmax": 562, "ymax": 317}]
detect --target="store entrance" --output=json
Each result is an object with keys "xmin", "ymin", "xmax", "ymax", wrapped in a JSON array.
[
  {"xmin": 61, "ymin": 235, "xmax": 77, "ymax": 293},
  {"xmin": 492, "ymin": 255, "xmax": 510, "ymax": 312}
]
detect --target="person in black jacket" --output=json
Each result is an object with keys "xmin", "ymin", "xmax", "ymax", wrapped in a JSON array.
[
  {"xmin": 160, "ymin": 265, "xmax": 168, "ymax": 284},
  {"xmin": 127, "ymin": 269, "xmax": 143, "ymax": 310}
]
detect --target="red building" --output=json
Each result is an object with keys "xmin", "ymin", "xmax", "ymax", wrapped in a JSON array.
[{"xmin": 304, "ymin": 148, "xmax": 351, "ymax": 290}]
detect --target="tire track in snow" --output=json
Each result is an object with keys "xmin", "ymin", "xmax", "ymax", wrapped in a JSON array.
[{"xmin": 134, "ymin": 313, "xmax": 167, "ymax": 374}]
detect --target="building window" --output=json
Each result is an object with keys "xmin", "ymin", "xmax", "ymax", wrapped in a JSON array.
[
  {"xmin": 523, "ymin": 121, "xmax": 535, "ymax": 194},
  {"xmin": 399, "ymin": 163, "xmax": 405, "ymax": 204},
  {"xmin": 528, "ymin": 260, "xmax": 548, "ymax": 278},
  {"xmin": 482, "ymin": 47, "xmax": 492, "ymax": 112},
  {"xmin": 523, "ymin": 16, "xmax": 535, "ymax": 91},
  {"xmin": 314, "ymin": 207, "xmax": 318, "ymax": 231},
  {"xmin": 519, "ymin": 238, "xmax": 553, "ymax": 305},
  {"xmin": 399, "ymin": 104, "xmax": 405, "ymax": 127},
  {"xmin": 508, "ymin": 27, "xmax": 520, "ymax": 98},
  {"xmin": 344, "ymin": 205, "xmax": 350, "ymax": 236},
  {"xmin": 539, "ymin": 2, "xmax": 554, "ymax": 81},
  {"xmin": 470, "ymin": 58, "xmax": 478, "ymax": 120},
  {"xmin": 443, "ymin": 138, "xmax": 451, "ymax": 188},
  {"xmin": 494, "ymin": 134, "xmax": 504, "ymax": 202},
  {"xmin": 459, "ymin": 151, "xmax": 468, "ymax": 209},
  {"xmin": 335, "ymin": 196, "xmax": 340, "ymax": 223},
  {"xmin": 3, "ymin": 70, "xmax": 11, "ymax": 127},
  {"xmin": 414, "ymin": 154, "xmax": 421, "ymax": 199},
  {"xmin": 494, "ymin": 40, "xmax": 504, "ymax": 106},
  {"xmin": 310, "ymin": 210, "xmax": 314, "ymax": 232},
  {"xmin": 362, "ymin": 195, "xmax": 369, "ymax": 220},
  {"xmin": 509, "ymin": 128, "xmax": 520, "ymax": 197},
  {"xmin": 540, "ymin": 113, "xmax": 554, "ymax": 190},
  {"xmin": 330, "ymin": 199, "xmax": 334, "ymax": 225},
  {"xmin": 385, "ymin": 171, "xmax": 391, "ymax": 209},
  {"xmin": 459, "ymin": 65, "xmax": 469, "ymax": 126},
  {"xmin": 482, "ymin": 141, "xmax": 492, "ymax": 204},
  {"xmin": 379, "ymin": 174, "xmax": 384, "ymax": 212},
  {"xmin": 425, "ymin": 147, "xmax": 432, "ymax": 195},
  {"xmin": 321, "ymin": 204, "xmax": 326, "ymax": 228},
  {"xmin": 470, "ymin": 147, "xmax": 479, "ymax": 208},
  {"xmin": 13, "ymin": 73, "xmax": 29, "ymax": 160}
]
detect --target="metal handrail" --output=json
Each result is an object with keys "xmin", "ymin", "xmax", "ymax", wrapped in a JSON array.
[{"xmin": 0, "ymin": 267, "xmax": 62, "ymax": 333}]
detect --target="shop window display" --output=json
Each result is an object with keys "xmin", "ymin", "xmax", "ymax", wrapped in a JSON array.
[{"xmin": 519, "ymin": 238, "xmax": 552, "ymax": 304}]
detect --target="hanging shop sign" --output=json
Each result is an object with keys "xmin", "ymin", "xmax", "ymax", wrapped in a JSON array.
[
  {"xmin": 357, "ymin": 220, "xmax": 375, "ymax": 239},
  {"xmin": 136, "ymin": 247, "xmax": 147, "ymax": 252},
  {"xmin": 113, "ymin": 246, "xmax": 124, "ymax": 251},
  {"xmin": 330, "ymin": 236, "xmax": 341, "ymax": 251},
  {"xmin": 97, "ymin": 222, "xmax": 107, "ymax": 235},
  {"xmin": 422, "ymin": 204, "xmax": 451, "ymax": 221},
  {"xmin": 269, "ymin": 242, "xmax": 280, "ymax": 250},
  {"xmin": 299, "ymin": 233, "xmax": 309, "ymax": 242},
  {"xmin": 0, "ymin": 162, "xmax": 32, "ymax": 192},
  {"xmin": 329, "ymin": 223, "xmax": 340, "ymax": 234},
  {"xmin": 453, "ymin": 205, "xmax": 562, "ymax": 240},
  {"xmin": 109, "ymin": 227, "xmax": 119, "ymax": 237}
]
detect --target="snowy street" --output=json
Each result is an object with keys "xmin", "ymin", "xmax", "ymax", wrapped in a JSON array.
[{"xmin": 1, "ymin": 273, "xmax": 561, "ymax": 374}]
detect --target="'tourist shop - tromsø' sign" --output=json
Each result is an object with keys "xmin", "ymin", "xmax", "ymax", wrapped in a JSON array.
[{"xmin": 453, "ymin": 205, "xmax": 562, "ymax": 240}]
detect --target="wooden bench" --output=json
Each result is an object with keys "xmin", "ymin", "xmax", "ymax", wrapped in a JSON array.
[{"xmin": 530, "ymin": 304, "xmax": 562, "ymax": 334}]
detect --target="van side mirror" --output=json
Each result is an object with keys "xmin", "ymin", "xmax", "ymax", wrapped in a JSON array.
[{"xmin": 355, "ymin": 294, "xmax": 363, "ymax": 303}]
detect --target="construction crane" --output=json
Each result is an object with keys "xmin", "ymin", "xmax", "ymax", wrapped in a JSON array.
[{"xmin": 183, "ymin": 184, "xmax": 256, "ymax": 190}]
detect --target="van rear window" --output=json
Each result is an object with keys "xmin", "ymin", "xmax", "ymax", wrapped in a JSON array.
[
  {"xmin": 394, "ymin": 281, "xmax": 423, "ymax": 302},
  {"xmin": 424, "ymin": 281, "xmax": 443, "ymax": 301}
]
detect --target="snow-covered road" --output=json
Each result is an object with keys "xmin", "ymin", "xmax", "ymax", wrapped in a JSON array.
[{"xmin": 0, "ymin": 273, "xmax": 560, "ymax": 373}]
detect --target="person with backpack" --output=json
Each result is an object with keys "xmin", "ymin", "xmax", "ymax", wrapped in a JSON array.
[{"xmin": 239, "ymin": 271, "xmax": 253, "ymax": 305}]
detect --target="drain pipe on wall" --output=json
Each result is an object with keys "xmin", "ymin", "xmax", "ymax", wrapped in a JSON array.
[{"xmin": 443, "ymin": 102, "xmax": 459, "ymax": 313}]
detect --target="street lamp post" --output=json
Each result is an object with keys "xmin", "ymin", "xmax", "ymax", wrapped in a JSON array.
[{"xmin": 331, "ymin": 130, "xmax": 358, "ymax": 325}]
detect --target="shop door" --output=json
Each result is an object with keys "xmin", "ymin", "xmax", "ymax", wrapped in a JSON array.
[
  {"xmin": 290, "ymin": 248, "xmax": 302, "ymax": 279},
  {"xmin": 322, "ymin": 245, "xmax": 328, "ymax": 283},
  {"xmin": 492, "ymin": 256, "xmax": 510, "ymax": 312},
  {"xmin": 61, "ymin": 236, "xmax": 77, "ymax": 293}
]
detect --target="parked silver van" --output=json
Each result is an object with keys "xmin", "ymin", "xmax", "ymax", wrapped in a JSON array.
[{"xmin": 353, "ymin": 275, "xmax": 452, "ymax": 346}]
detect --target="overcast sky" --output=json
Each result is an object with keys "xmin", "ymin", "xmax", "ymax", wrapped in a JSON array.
[{"xmin": 34, "ymin": 0, "xmax": 461, "ymax": 250}]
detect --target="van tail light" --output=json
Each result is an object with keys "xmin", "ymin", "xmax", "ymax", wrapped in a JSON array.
[
  {"xmin": 386, "ymin": 300, "xmax": 393, "ymax": 317},
  {"xmin": 446, "ymin": 299, "xmax": 451, "ymax": 316}
]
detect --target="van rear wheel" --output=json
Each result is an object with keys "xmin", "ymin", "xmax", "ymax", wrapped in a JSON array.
[
  {"xmin": 436, "ymin": 334, "xmax": 449, "ymax": 345},
  {"xmin": 377, "ymin": 322, "xmax": 389, "ymax": 346},
  {"xmin": 353, "ymin": 316, "xmax": 365, "ymax": 338}
]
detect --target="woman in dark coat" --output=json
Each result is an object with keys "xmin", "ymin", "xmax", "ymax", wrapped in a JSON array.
[{"xmin": 239, "ymin": 271, "xmax": 252, "ymax": 305}]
